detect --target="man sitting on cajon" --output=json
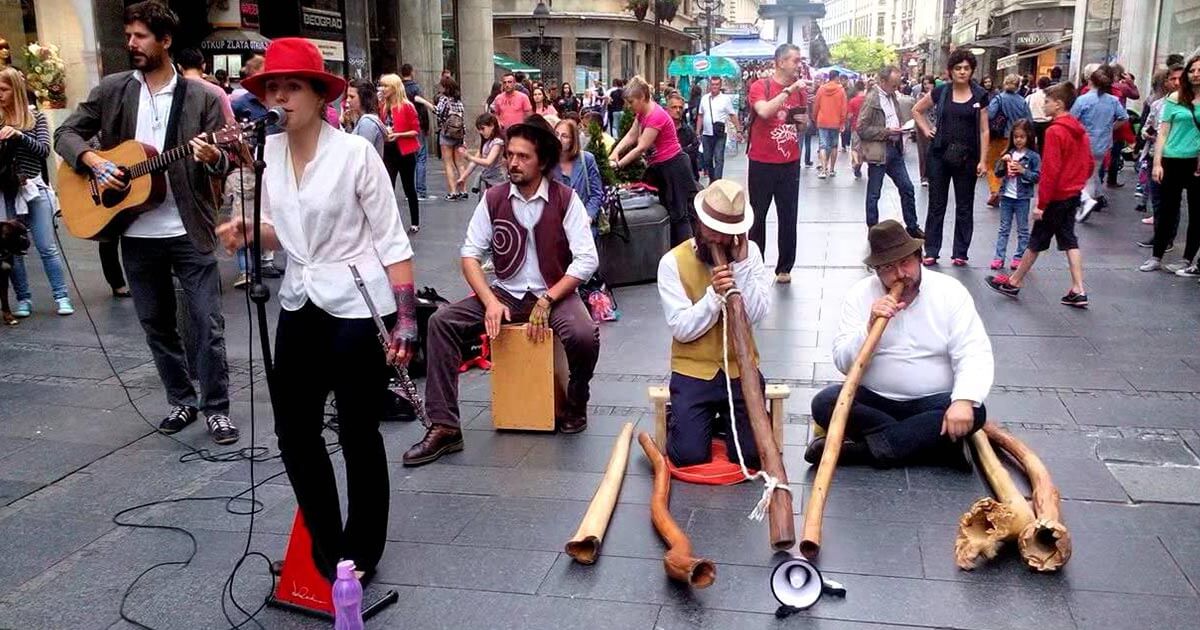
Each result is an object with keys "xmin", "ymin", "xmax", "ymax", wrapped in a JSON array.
[
  {"xmin": 657, "ymin": 180, "xmax": 771, "ymax": 469},
  {"xmin": 403, "ymin": 117, "xmax": 600, "ymax": 467},
  {"xmin": 806, "ymin": 220, "xmax": 994, "ymax": 469}
]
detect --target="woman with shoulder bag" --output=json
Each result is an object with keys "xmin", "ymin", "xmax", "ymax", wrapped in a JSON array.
[
  {"xmin": 436, "ymin": 77, "xmax": 468, "ymax": 201},
  {"xmin": 346, "ymin": 79, "xmax": 386, "ymax": 158},
  {"xmin": 380, "ymin": 73, "xmax": 422, "ymax": 231},
  {"xmin": 1142, "ymin": 55, "xmax": 1200, "ymax": 276},
  {"xmin": 0, "ymin": 67, "xmax": 72, "ymax": 317},
  {"xmin": 554, "ymin": 118, "xmax": 604, "ymax": 239},
  {"xmin": 912, "ymin": 50, "xmax": 991, "ymax": 267}
]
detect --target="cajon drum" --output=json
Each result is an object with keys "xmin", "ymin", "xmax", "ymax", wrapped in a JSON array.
[
  {"xmin": 491, "ymin": 324, "xmax": 568, "ymax": 431},
  {"xmin": 649, "ymin": 384, "xmax": 790, "ymax": 452}
]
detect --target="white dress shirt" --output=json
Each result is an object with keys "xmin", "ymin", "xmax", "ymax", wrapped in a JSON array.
[
  {"xmin": 832, "ymin": 270, "xmax": 993, "ymax": 405},
  {"xmin": 261, "ymin": 123, "xmax": 413, "ymax": 318},
  {"xmin": 699, "ymin": 92, "xmax": 737, "ymax": 136},
  {"xmin": 878, "ymin": 87, "xmax": 900, "ymax": 129},
  {"xmin": 125, "ymin": 69, "xmax": 187, "ymax": 239},
  {"xmin": 657, "ymin": 240, "xmax": 771, "ymax": 342},
  {"xmin": 460, "ymin": 179, "xmax": 599, "ymax": 298}
]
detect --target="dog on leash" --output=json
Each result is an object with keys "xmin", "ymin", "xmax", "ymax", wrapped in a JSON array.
[{"xmin": 0, "ymin": 219, "xmax": 31, "ymax": 325}]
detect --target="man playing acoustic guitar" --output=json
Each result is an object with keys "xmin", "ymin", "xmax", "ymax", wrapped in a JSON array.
[{"xmin": 54, "ymin": 1, "xmax": 239, "ymax": 445}]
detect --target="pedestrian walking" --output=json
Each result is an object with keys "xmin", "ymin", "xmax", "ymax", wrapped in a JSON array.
[
  {"xmin": 912, "ymin": 49, "xmax": 991, "ymax": 267},
  {"xmin": 813, "ymin": 70, "xmax": 848, "ymax": 178},
  {"xmin": 381, "ymin": 73, "xmax": 423, "ymax": 229},
  {"xmin": 436, "ymin": 77, "xmax": 469, "ymax": 202},
  {"xmin": 986, "ymin": 82, "xmax": 1092, "ymax": 308},
  {"xmin": 746, "ymin": 43, "xmax": 809, "ymax": 284},
  {"xmin": 847, "ymin": 79, "xmax": 867, "ymax": 179},
  {"xmin": 858, "ymin": 65, "xmax": 921, "ymax": 237},
  {"xmin": 985, "ymin": 75, "xmax": 1033, "ymax": 207},
  {"xmin": 401, "ymin": 64, "xmax": 437, "ymax": 201},
  {"xmin": 1134, "ymin": 64, "xmax": 1183, "ymax": 243},
  {"xmin": 989, "ymin": 119, "xmax": 1040, "ymax": 270},
  {"xmin": 1026, "ymin": 76, "xmax": 1052, "ymax": 152},
  {"xmin": 1140, "ymin": 55, "xmax": 1200, "ymax": 277},
  {"xmin": 1072, "ymin": 65, "xmax": 1128, "ymax": 222},
  {"xmin": 695, "ymin": 76, "xmax": 741, "ymax": 182}
]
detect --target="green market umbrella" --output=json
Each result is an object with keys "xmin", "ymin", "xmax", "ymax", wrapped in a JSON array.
[{"xmin": 667, "ymin": 55, "xmax": 740, "ymax": 79}]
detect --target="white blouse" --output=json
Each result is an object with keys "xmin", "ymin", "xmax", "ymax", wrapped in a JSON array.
[{"xmin": 261, "ymin": 123, "xmax": 414, "ymax": 318}]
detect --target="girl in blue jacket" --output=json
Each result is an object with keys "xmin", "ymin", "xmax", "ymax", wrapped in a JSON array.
[{"xmin": 992, "ymin": 119, "xmax": 1041, "ymax": 270}]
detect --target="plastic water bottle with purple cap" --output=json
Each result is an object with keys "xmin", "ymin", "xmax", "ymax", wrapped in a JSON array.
[{"xmin": 332, "ymin": 559, "xmax": 363, "ymax": 630}]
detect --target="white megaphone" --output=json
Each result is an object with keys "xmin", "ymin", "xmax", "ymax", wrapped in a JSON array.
[{"xmin": 769, "ymin": 556, "xmax": 846, "ymax": 612}]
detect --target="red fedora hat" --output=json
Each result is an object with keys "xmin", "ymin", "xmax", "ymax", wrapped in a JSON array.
[{"xmin": 241, "ymin": 37, "xmax": 346, "ymax": 103}]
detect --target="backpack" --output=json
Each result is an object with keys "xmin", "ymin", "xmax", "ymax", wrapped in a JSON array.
[
  {"xmin": 989, "ymin": 94, "xmax": 1010, "ymax": 137},
  {"xmin": 441, "ymin": 98, "xmax": 466, "ymax": 141}
]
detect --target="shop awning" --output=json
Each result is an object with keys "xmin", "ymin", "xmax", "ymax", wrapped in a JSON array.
[
  {"xmin": 493, "ymin": 53, "xmax": 541, "ymax": 76},
  {"xmin": 708, "ymin": 36, "xmax": 778, "ymax": 60},
  {"xmin": 200, "ymin": 28, "xmax": 270, "ymax": 54},
  {"xmin": 667, "ymin": 55, "xmax": 740, "ymax": 78},
  {"xmin": 996, "ymin": 34, "xmax": 1073, "ymax": 70}
]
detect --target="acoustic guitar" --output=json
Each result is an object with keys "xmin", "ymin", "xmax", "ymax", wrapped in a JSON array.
[{"xmin": 57, "ymin": 124, "xmax": 246, "ymax": 240}]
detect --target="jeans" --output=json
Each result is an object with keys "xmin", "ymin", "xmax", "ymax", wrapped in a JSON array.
[
  {"xmin": 273, "ymin": 302, "xmax": 393, "ymax": 581},
  {"xmin": 1080, "ymin": 151, "xmax": 1107, "ymax": 204},
  {"xmin": 865, "ymin": 142, "xmax": 918, "ymax": 230},
  {"xmin": 667, "ymin": 370, "xmax": 763, "ymax": 470},
  {"xmin": 811, "ymin": 385, "xmax": 986, "ymax": 467},
  {"xmin": 700, "ymin": 133, "xmax": 727, "ymax": 179},
  {"xmin": 3, "ymin": 189, "xmax": 69, "ymax": 300},
  {"xmin": 1153, "ymin": 157, "xmax": 1200, "ymax": 260},
  {"xmin": 415, "ymin": 134, "xmax": 429, "ymax": 197},
  {"xmin": 994, "ymin": 196, "xmax": 1031, "ymax": 260},
  {"xmin": 802, "ymin": 124, "xmax": 816, "ymax": 165},
  {"xmin": 121, "ymin": 235, "xmax": 229, "ymax": 415},
  {"xmin": 924, "ymin": 152, "xmax": 979, "ymax": 260},
  {"xmin": 747, "ymin": 159, "xmax": 802, "ymax": 274}
]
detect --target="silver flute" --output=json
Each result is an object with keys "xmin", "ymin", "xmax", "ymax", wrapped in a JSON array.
[{"xmin": 349, "ymin": 264, "xmax": 430, "ymax": 427}]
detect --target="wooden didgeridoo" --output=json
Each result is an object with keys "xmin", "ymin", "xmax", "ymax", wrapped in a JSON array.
[
  {"xmin": 800, "ymin": 282, "xmax": 905, "ymax": 560},
  {"xmin": 982, "ymin": 423, "xmax": 1073, "ymax": 572},
  {"xmin": 565, "ymin": 422, "xmax": 635, "ymax": 564},
  {"xmin": 954, "ymin": 431, "xmax": 1036, "ymax": 570},
  {"xmin": 637, "ymin": 431, "xmax": 716, "ymax": 587},
  {"xmin": 709, "ymin": 245, "xmax": 794, "ymax": 551}
]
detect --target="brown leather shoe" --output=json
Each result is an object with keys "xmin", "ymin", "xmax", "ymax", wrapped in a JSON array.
[
  {"xmin": 557, "ymin": 415, "xmax": 588, "ymax": 434},
  {"xmin": 402, "ymin": 425, "xmax": 464, "ymax": 466}
]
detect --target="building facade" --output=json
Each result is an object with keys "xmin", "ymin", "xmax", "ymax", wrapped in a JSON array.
[
  {"xmin": 1073, "ymin": 0, "xmax": 1198, "ymax": 104},
  {"xmin": 951, "ymin": 0, "xmax": 1073, "ymax": 82},
  {"xmin": 819, "ymin": 0, "xmax": 892, "ymax": 46}
]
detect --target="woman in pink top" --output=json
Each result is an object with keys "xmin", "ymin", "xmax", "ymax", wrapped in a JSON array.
[
  {"xmin": 610, "ymin": 76, "xmax": 697, "ymax": 245},
  {"xmin": 531, "ymin": 86, "xmax": 558, "ymax": 119}
]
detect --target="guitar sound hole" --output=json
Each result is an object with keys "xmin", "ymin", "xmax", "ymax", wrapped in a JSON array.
[{"xmin": 99, "ymin": 173, "xmax": 132, "ymax": 208}]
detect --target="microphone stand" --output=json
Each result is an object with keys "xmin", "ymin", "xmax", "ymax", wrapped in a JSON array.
[{"xmin": 248, "ymin": 122, "xmax": 275, "ymax": 386}]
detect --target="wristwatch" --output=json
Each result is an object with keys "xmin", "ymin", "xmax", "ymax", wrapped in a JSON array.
[{"xmin": 538, "ymin": 292, "xmax": 555, "ymax": 306}]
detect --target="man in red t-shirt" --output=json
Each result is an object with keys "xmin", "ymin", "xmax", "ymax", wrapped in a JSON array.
[
  {"xmin": 491, "ymin": 72, "xmax": 532, "ymax": 129},
  {"xmin": 747, "ymin": 43, "xmax": 809, "ymax": 283},
  {"xmin": 846, "ymin": 81, "xmax": 867, "ymax": 178}
]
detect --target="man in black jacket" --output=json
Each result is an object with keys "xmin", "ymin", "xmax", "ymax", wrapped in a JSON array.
[{"xmin": 54, "ymin": 1, "xmax": 238, "ymax": 445}]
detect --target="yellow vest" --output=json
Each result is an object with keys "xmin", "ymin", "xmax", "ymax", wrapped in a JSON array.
[{"xmin": 669, "ymin": 239, "xmax": 759, "ymax": 380}]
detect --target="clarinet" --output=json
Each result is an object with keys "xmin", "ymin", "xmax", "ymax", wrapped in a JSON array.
[{"xmin": 348, "ymin": 264, "xmax": 430, "ymax": 427}]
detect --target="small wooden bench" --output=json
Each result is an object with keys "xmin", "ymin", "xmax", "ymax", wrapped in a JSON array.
[
  {"xmin": 491, "ymin": 324, "xmax": 567, "ymax": 431},
  {"xmin": 648, "ymin": 384, "xmax": 791, "ymax": 453}
]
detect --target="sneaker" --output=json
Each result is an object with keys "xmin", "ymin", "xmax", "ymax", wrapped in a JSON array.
[
  {"xmin": 1077, "ymin": 197, "xmax": 1098, "ymax": 222},
  {"xmin": 990, "ymin": 258, "xmax": 1004, "ymax": 270},
  {"xmin": 920, "ymin": 179, "xmax": 929, "ymax": 187},
  {"xmin": 159, "ymin": 405, "xmax": 198, "ymax": 434},
  {"xmin": 1139, "ymin": 257, "xmax": 1162, "ymax": 272},
  {"xmin": 13, "ymin": 299, "xmax": 31, "ymax": 318},
  {"xmin": 1171, "ymin": 263, "xmax": 1200, "ymax": 277},
  {"xmin": 1136, "ymin": 238, "xmax": 1154, "ymax": 248},
  {"xmin": 985, "ymin": 275, "xmax": 1021, "ymax": 298},
  {"xmin": 951, "ymin": 258, "xmax": 968, "ymax": 267},
  {"xmin": 1010, "ymin": 257, "xmax": 1022, "ymax": 270},
  {"xmin": 1141, "ymin": 216, "xmax": 1155, "ymax": 225},
  {"xmin": 853, "ymin": 166, "xmax": 862, "ymax": 179},
  {"xmin": 922, "ymin": 257, "xmax": 937, "ymax": 267},
  {"xmin": 259, "ymin": 262, "xmax": 284, "ymax": 279},
  {"xmin": 55, "ymin": 297, "xmax": 74, "ymax": 316},
  {"xmin": 408, "ymin": 225, "xmax": 420, "ymax": 234},
  {"xmin": 775, "ymin": 272, "xmax": 792, "ymax": 284},
  {"xmin": 233, "ymin": 272, "xmax": 249, "ymax": 289},
  {"xmin": 817, "ymin": 169, "xmax": 827, "ymax": 180},
  {"xmin": 829, "ymin": 169, "xmax": 837, "ymax": 177},
  {"xmin": 445, "ymin": 193, "xmax": 458, "ymax": 201},
  {"xmin": 206, "ymin": 413, "xmax": 240, "ymax": 445},
  {"xmin": 1061, "ymin": 291, "xmax": 1089, "ymax": 308},
  {"xmin": 420, "ymin": 194, "xmax": 439, "ymax": 202}
]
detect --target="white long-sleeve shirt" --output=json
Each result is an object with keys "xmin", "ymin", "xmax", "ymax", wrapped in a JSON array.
[
  {"xmin": 832, "ymin": 270, "xmax": 993, "ymax": 405},
  {"xmin": 460, "ymin": 179, "xmax": 599, "ymax": 298},
  {"xmin": 657, "ymin": 240, "xmax": 771, "ymax": 342},
  {"xmin": 261, "ymin": 123, "xmax": 413, "ymax": 318}
]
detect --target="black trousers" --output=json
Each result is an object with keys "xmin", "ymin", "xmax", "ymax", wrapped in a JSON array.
[
  {"xmin": 99, "ymin": 239, "xmax": 126, "ymax": 290},
  {"xmin": 924, "ymin": 152, "xmax": 979, "ymax": 260},
  {"xmin": 1153, "ymin": 157, "xmax": 1200, "ymax": 261},
  {"xmin": 748, "ymin": 159, "xmax": 801, "ymax": 274},
  {"xmin": 397, "ymin": 150, "xmax": 419, "ymax": 227},
  {"xmin": 273, "ymin": 302, "xmax": 394, "ymax": 580},
  {"xmin": 667, "ymin": 370, "xmax": 762, "ymax": 470}
]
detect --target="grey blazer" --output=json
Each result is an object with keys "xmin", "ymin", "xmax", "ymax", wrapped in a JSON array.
[{"xmin": 54, "ymin": 70, "xmax": 228, "ymax": 253}]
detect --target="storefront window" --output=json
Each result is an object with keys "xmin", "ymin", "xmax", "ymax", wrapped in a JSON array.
[
  {"xmin": 521, "ymin": 37, "xmax": 561, "ymax": 88},
  {"xmin": 0, "ymin": 0, "xmax": 39, "ymax": 71},
  {"xmin": 576, "ymin": 38, "xmax": 607, "ymax": 93},
  {"xmin": 1155, "ymin": 0, "xmax": 1200, "ymax": 67},
  {"xmin": 1079, "ymin": 0, "xmax": 1121, "ymax": 69},
  {"xmin": 442, "ymin": 0, "xmax": 459, "ymax": 80}
]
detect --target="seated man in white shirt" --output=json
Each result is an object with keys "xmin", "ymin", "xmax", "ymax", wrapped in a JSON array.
[
  {"xmin": 806, "ymin": 220, "xmax": 994, "ymax": 469},
  {"xmin": 404, "ymin": 118, "xmax": 601, "ymax": 466},
  {"xmin": 658, "ymin": 180, "xmax": 771, "ymax": 469}
]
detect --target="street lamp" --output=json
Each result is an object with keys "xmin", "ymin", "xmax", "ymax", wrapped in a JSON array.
[{"xmin": 533, "ymin": 0, "xmax": 550, "ymax": 48}]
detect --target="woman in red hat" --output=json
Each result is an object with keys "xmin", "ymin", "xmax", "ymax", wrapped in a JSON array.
[{"xmin": 216, "ymin": 37, "xmax": 416, "ymax": 583}]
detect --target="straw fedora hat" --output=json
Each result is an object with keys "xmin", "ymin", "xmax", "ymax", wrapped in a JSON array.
[
  {"xmin": 241, "ymin": 38, "xmax": 347, "ymax": 104},
  {"xmin": 863, "ymin": 219, "xmax": 924, "ymax": 267},
  {"xmin": 693, "ymin": 179, "xmax": 754, "ymax": 236}
]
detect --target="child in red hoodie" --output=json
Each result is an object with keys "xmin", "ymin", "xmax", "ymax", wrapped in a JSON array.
[{"xmin": 986, "ymin": 82, "xmax": 1094, "ymax": 308}]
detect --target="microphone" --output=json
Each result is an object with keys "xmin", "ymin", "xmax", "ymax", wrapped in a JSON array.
[{"xmin": 244, "ymin": 107, "xmax": 287, "ymax": 129}]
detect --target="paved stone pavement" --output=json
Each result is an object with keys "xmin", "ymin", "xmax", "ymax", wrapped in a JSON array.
[{"xmin": 1, "ymin": 145, "xmax": 1198, "ymax": 629}]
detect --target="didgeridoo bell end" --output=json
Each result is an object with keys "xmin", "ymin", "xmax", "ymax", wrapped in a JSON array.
[
  {"xmin": 1018, "ymin": 519, "xmax": 1072, "ymax": 572},
  {"xmin": 798, "ymin": 540, "xmax": 819, "ymax": 560},
  {"xmin": 665, "ymin": 551, "xmax": 717, "ymax": 588},
  {"xmin": 565, "ymin": 536, "xmax": 601, "ymax": 565}
]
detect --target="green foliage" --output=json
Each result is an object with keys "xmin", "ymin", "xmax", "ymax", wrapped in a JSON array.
[
  {"xmin": 614, "ymin": 108, "xmax": 645, "ymax": 183},
  {"xmin": 585, "ymin": 121, "xmax": 618, "ymax": 187},
  {"xmin": 828, "ymin": 36, "xmax": 897, "ymax": 73}
]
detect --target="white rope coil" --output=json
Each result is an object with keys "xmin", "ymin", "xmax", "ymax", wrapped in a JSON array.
[{"xmin": 716, "ymin": 285, "xmax": 791, "ymax": 521}]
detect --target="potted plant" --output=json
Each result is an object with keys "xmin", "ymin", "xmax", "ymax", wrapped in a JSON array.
[
  {"xmin": 655, "ymin": 0, "xmax": 680, "ymax": 22},
  {"xmin": 24, "ymin": 43, "xmax": 67, "ymax": 109},
  {"xmin": 626, "ymin": 0, "xmax": 649, "ymax": 21}
]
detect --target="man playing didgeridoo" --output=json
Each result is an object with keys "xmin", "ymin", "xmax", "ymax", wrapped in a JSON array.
[
  {"xmin": 806, "ymin": 220, "xmax": 994, "ymax": 469},
  {"xmin": 657, "ymin": 180, "xmax": 771, "ymax": 469},
  {"xmin": 403, "ymin": 117, "xmax": 600, "ymax": 466}
]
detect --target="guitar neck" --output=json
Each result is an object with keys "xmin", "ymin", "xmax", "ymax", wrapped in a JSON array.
[{"xmin": 126, "ymin": 138, "xmax": 204, "ymax": 179}]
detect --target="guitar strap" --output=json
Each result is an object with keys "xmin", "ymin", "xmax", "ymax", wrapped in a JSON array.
[{"xmin": 163, "ymin": 76, "xmax": 190, "ymax": 149}]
